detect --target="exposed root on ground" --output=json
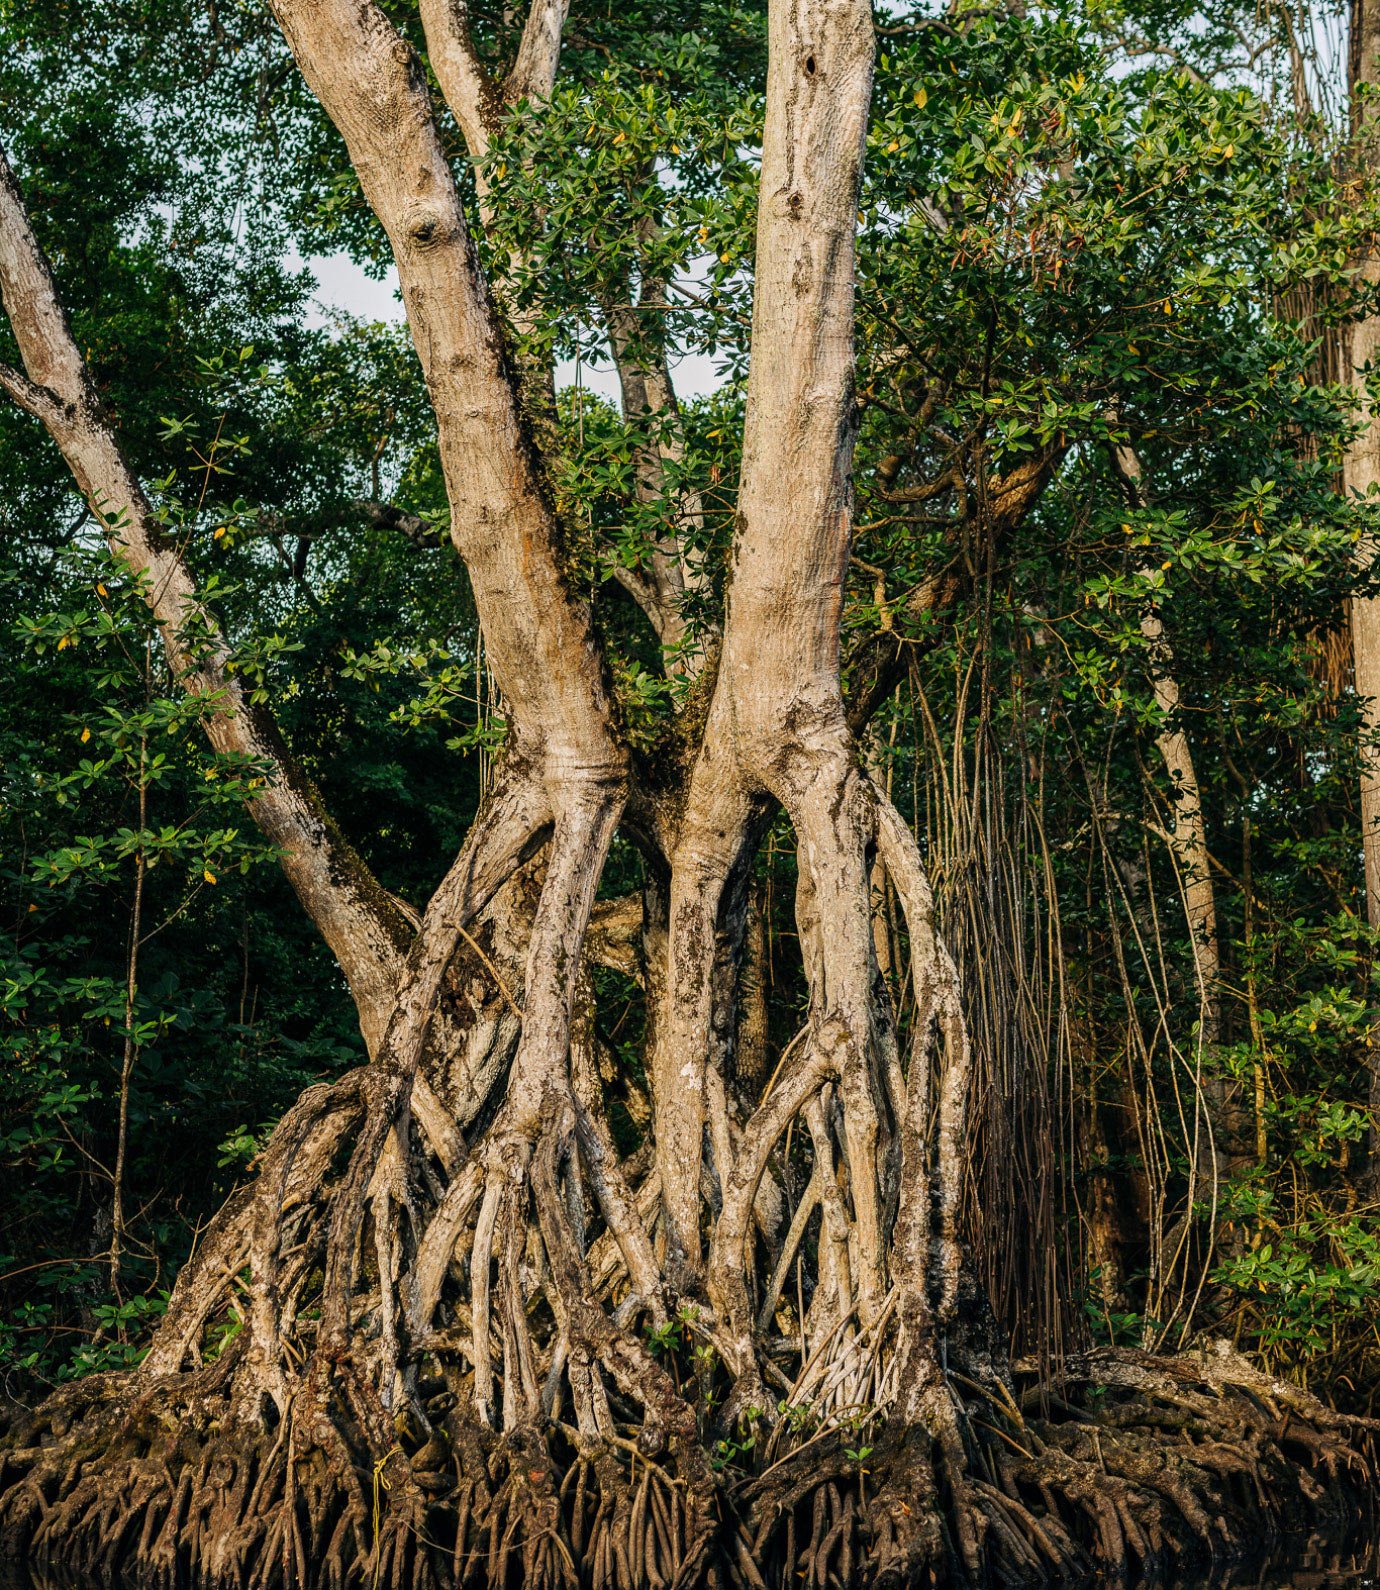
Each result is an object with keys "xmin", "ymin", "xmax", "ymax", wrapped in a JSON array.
[
  {"xmin": 0, "ymin": 775, "xmax": 1371, "ymax": 1589},
  {"xmin": 0, "ymin": 1327, "xmax": 1369, "ymax": 1588}
]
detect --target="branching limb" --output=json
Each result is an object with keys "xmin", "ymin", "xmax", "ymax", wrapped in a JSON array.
[
  {"xmin": 0, "ymin": 141, "xmax": 412, "ymax": 1049},
  {"xmin": 268, "ymin": 0, "xmax": 624, "ymax": 803}
]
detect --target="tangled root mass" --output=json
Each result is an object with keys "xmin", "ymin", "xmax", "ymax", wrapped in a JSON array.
[{"xmin": 0, "ymin": 783, "xmax": 1372, "ymax": 1590}]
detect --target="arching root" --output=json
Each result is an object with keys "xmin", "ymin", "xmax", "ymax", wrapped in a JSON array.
[
  {"xmin": 1, "ymin": 765, "xmax": 1373, "ymax": 1589},
  {"xmin": 7, "ymin": 1241, "xmax": 1364, "ymax": 1590},
  {"xmin": 732, "ymin": 1338, "xmax": 1371, "ymax": 1588}
]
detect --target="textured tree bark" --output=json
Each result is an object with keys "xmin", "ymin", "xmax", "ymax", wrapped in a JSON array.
[
  {"xmin": 653, "ymin": 0, "xmax": 879, "ymax": 1280},
  {"xmin": 1111, "ymin": 445, "xmax": 1222, "ymax": 1048},
  {"xmin": 417, "ymin": 0, "xmax": 570, "ymax": 448},
  {"xmin": 265, "ymin": 0, "xmax": 620, "ymax": 799},
  {"xmin": 0, "ymin": 3, "xmax": 1368, "ymax": 1584},
  {"xmin": 0, "ymin": 146, "xmax": 410, "ymax": 1051},
  {"xmin": 1109, "ymin": 441, "xmax": 1254, "ymax": 1203},
  {"xmin": 1347, "ymin": 0, "xmax": 1380, "ymax": 1177},
  {"xmin": 424, "ymin": 7, "xmax": 702, "ymax": 677}
]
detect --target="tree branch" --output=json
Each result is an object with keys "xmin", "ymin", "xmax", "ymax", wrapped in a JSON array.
[
  {"xmin": 605, "ymin": 255, "xmax": 711, "ymax": 675},
  {"xmin": 268, "ymin": 0, "xmax": 621, "ymax": 791},
  {"xmin": 0, "ymin": 358, "xmax": 65, "ymax": 424},
  {"xmin": 505, "ymin": 0, "xmax": 571, "ymax": 107},
  {"xmin": 419, "ymin": 0, "xmax": 570, "ymax": 162},
  {"xmin": 249, "ymin": 500, "xmax": 447, "ymax": 550},
  {"xmin": 418, "ymin": 0, "xmax": 501, "ymax": 157},
  {"xmin": 0, "ymin": 142, "xmax": 412, "ymax": 1051},
  {"xmin": 844, "ymin": 443, "xmax": 1065, "ymax": 732}
]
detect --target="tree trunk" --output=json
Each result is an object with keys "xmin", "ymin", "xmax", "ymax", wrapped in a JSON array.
[
  {"xmin": 0, "ymin": 2, "xmax": 1366, "ymax": 1584},
  {"xmin": 1109, "ymin": 442, "xmax": 1256, "ymax": 1206},
  {"xmin": 1347, "ymin": 0, "xmax": 1380, "ymax": 1180}
]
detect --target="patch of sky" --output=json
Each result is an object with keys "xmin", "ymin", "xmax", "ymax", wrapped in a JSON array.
[{"xmin": 287, "ymin": 250, "xmax": 727, "ymax": 407}]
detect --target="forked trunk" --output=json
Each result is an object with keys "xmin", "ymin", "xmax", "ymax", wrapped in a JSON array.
[{"xmin": 0, "ymin": 0, "xmax": 1368, "ymax": 1583}]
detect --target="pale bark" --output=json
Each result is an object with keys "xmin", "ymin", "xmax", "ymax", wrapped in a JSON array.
[
  {"xmin": 1109, "ymin": 442, "xmax": 1251, "ymax": 1207},
  {"xmin": 267, "ymin": 0, "xmax": 620, "ymax": 809},
  {"xmin": 1143, "ymin": 630, "xmax": 1222, "ymax": 1042},
  {"xmin": 654, "ymin": 0, "xmax": 879, "ymax": 1277},
  {"xmin": 1111, "ymin": 443, "xmax": 1222, "ymax": 1050},
  {"xmin": 422, "ymin": 1, "xmax": 708, "ymax": 678},
  {"xmin": 418, "ymin": 0, "xmax": 569, "ymax": 413},
  {"xmin": 1347, "ymin": 0, "xmax": 1380, "ymax": 1172},
  {"xmin": 263, "ymin": 13, "xmax": 631, "ymax": 1332},
  {"xmin": 418, "ymin": 0, "xmax": 569, "ymax": 191},
  {"xmin": 0, "ymin": 145, "xmax": 409, "ymax": 1051}
]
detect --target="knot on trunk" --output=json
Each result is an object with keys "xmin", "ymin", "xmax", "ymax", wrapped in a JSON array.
[{"xmin": 402, "ymin": 205, "xmax": 456, "ymax": 250}]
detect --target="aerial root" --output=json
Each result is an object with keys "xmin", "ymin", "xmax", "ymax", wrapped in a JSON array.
[
  {"xmin": 0, "ymin": 1061, "xmax": 1369, "ymax": 1590},
  {"xmin": 0, "ymin": 1371, "xmax": 708, "ymax": 1590}
]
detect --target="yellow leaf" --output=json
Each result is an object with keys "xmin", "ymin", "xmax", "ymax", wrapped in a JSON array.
[
  {"xmin": 1122, "ymin": 524, "xmax": 1133, "ymax": 534},
  {"xmin": 80, "ymin": 727, "xmax": 91, "ymax": 744},
  {"xmin": 57, "ymin": 635, "xmax": 70, "ymax": 650},
  {"xmin": 27, "ymin": 903, "xmax": 37, "ymax": 913},
  {"xmin": 1223, "ymin": 143, "xmax": 1234, "ymax": 158},
  {"xmin": 1161, "ymin": 560, "xmax": 1172, "ymax": 570},
  {"xmin": 720, "ymin": 252, "xmax": 731, "ymax": 263},
  {"xmin": 613, "ymin": 131, "xmax": 626, "ymax": 145},
  {"xmin": 204, "ymin": 869, "xmax": 218, "ymax": 885},
  {"xmin": 914, "ymin": 87, "xmax": 927, "ymax": 109},
  {"xmin": 213, "ymin": 526, "xmax": 226, "ymax": 541},
  {"xmin": 96, "ymin": 582, "xmax": 108, "ymax": 597},
  {"xmin": 887, "ymin": 140, "xmax": 899, "ymax": 153}
]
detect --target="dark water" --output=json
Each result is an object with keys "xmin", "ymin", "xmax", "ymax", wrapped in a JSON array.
[
  {"xmin": 5, "ymin": 1537, "xmax": 1378, "ymax": 1588},
  {"xmin": 1157, "ymin": 1534, "xmax": 1378, "ymax": 1588}
]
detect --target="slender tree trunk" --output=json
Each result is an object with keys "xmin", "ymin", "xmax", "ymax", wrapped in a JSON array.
[
  {"xmin": 1347, "ymin": 0, "xmax": 1380, "ymax": 1179},
  {"xmin": 109, "ymin": 655, "xmax": 149, "ymax": 1307},
  {"xmin": 0, "ymin": 149, "xmax": 412, "ymax": 1050},
  {"xmin": 1110, "ymin": 443, "xmax": 1252, "ymax": 1206},
  {"xmin": 1112, "ymin": 444, "xmax": 1222, "ymax": 1048}
]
